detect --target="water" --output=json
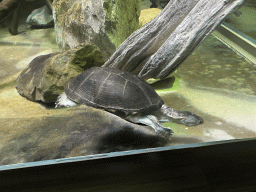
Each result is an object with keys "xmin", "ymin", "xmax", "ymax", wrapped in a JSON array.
[
  {"xmin": 225, "ymin": 4, "xmax": 256, "ymax": 39},
  {"xmin": 0, "ymin": 0, "xmax": 255, "ymax": 166},
  {"xmin": 157, "ymin": 35, "xmax": 256, "ymax": 144}
]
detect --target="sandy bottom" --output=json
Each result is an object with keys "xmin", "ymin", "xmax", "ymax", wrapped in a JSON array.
[{"xmin": 0, "ymin": 2, "xmax": 256, "ymax": 165}]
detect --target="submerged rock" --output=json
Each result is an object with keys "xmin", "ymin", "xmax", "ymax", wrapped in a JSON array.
[
  {"xmin": 26, "ymin": 5, "xmax": 54, "ymax": 27},
  {"xmin": 0, "ymin": 104, "xmax": 168, "ymax": 165},
  {"xmin": 16, "ymin": 44, "xmax": 104, "ymax": 103}
]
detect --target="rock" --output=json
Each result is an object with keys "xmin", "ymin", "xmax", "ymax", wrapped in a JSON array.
[
  {"xmin": 54, "ymin": 106, "xmax": 167, "ymax": 158},
  {"xmin": 16, "ymin": 44, "xmax": 105, "ymax": 103},
  {"xmin": 139, "ymin": 8, "xmax": 161, "ymax": 26},
  {"xmin": 26, "ymin": 5, "xmax": 53, "ymax": 27},
  {"xmin": 52, "ymin": 0, "xmax": 141, "ymax": 60},
  {"xmin": 0, "ymin": 103, "xmax": 168, "ymax": 164}
]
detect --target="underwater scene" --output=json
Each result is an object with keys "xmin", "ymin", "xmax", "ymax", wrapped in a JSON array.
[{"xmin": 0, "ymin": 0, "xmax": 256, "ymax": 166}]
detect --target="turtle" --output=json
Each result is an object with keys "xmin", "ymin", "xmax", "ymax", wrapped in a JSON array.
[{"xmin": 55, "ymin": 67, "xmax": 203, "ymax": 135}]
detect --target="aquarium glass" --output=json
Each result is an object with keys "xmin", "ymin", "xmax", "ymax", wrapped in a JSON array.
[
  {"xmin": 225, "ymin": 0, "xmax": 256, "ymax": 39},
  {"xmin": 0, "ymin": 0, "xmax": 255, "ymax": 167}
]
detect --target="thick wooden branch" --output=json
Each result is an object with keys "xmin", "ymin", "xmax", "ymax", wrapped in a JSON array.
[{"xmin": 103, "ymin": 0, "xmax": 245, "ymax": 80}]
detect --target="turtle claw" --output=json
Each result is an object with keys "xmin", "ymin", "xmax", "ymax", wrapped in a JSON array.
[
  {"xmin": 127, "ymin": 114, "xmax": 174, "ymax": 136},
  {"xmin": 158, "ymin": 127, "xmax": 174, "ymax": 135},
  {"xmin": 145, "ymin": 115, "xmax": 174, "ymax": 135}
]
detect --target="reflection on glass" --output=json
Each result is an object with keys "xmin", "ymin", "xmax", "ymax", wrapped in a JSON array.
[{"xmin": 225, "ymin": 0, "xmax": 256, "ymax": 39}]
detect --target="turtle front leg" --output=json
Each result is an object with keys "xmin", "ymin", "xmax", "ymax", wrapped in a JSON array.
[
  {"xmin": 157, "ymin": 104, "xmax": 204, "ymax": 126},
  {"xmin": 126, "ymin": 114, "xmax": 174, "ymax": 135}
]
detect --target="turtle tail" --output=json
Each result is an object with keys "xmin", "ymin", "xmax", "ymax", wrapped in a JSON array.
[{"xmin": 55, "ymin": 92, "xmax": 77, "ymax": 108}]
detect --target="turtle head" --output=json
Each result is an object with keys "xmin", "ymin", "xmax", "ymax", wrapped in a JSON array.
[
  {"xmin": 55, "ymin": 92, "xmax": 77, "ymax": 108},
  {"xmin": 180, "ymin": 112, "xmax": 204, "ymax": 126}
]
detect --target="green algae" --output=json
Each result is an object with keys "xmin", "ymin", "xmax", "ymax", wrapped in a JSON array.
[
  {"xmin": 162, "ymin": 122, "xmax": 190, "ymax": 135},
  {"xmin": 150, "ymin": 76, "xmax": 181, "ymax": 93},
  {"xmin": 0, "ymin": 80, "xmax": 16, "ymax": 90},
  {"xmin": 70, "ymin": 44, "xmax": 105, "ymax": 71},
  {"xmin": 104, "ymin": 0, "xmax": 141, "ymax": 48},
  {"xmin": 15, "ymin": 43, "xmax": 106, "ymax": 103},
  {"xmin": 42, "ymin": 44, "xmax": 104, "ymax": 102}
]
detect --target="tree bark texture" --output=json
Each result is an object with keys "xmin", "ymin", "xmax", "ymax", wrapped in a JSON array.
[{"xmin": 103, "ymin": 0, "xmax": 245, "ymax": 80}]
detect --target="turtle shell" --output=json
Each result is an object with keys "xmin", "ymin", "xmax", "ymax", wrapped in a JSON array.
[{"xmin": 65, "ymin": 67, "xmax": 164, "ymax": 113}]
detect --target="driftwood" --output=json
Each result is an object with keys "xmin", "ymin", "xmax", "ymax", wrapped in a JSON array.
[{"xmin": 103, "ymin": 0, "xmax": 245, "ymax": 80}]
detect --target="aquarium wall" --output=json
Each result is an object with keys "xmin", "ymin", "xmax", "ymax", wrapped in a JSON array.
[{"xmin": 0, "ymin": 0, "xmax": 255, "ymax": 169}]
